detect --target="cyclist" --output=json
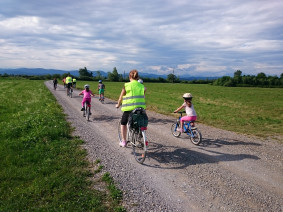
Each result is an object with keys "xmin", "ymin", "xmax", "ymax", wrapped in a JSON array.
[
  {"xmin": 53, "ymin": 77, "xmax": 58, "ymax": 90},
  {"xmin": 62, "ymin": 77, "xmax": 66, "ymax": 88},
  {"xmin": 138, "ymin": 78, "xmax": 147, "ymax": 95},
  {"xmin": 174, "ymin": 93, "xmax": 197, "ymax": 132},
  {"xmin": 72, "ymin": 78, "xmax": 77, "ymax": 88},
  {"xmin": 116, "ymin": 69, "xmax": 147, "ymax": 147},
  {"xmin": 97, "ymin": 80, "xmax": 105, "ymax": 102},
  {"xmin": 65, "ymin": 75, "xmax": 73, "ymax": 96},
  {"xmin": 79, "ymin": 84, "xmax": 95, "ymax": 115}
]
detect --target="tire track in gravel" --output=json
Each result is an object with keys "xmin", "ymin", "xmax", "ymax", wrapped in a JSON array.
[{"xmin": 45, "ymin": 81, "xmax": 283, "ymax": 212}]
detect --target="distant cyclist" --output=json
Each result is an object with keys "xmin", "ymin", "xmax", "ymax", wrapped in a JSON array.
[
  {"xmin": 138, "ymin": 78, "xmax": 147, "ymax": 95},
  {"xmin": 72, "ymin": 78, "xmax": 77, "ymax": 88},
  {"xmin": 79, "ymin": 84, "xmax": 95, "ymax": 115},
  {"xmin": 65, "ymin": 75, "xmax": 73, "ymax": 96},
  {"xmin": 53, "ymin": 78, "xmax": 58, "ymax": 90},
  {"xmin": 116, "ymin": 69, "xmax": 147, "ymax": 147},
  {"xmin": 97, "ymin": 80, "xmax": 105, "ymax": 102},
  {"xmin": 62, "ymin": 77, "xmax": 66, "ymax": 88}
]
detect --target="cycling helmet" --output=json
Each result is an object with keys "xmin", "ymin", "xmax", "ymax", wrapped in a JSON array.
[
  {"xmin": 138, "ymin": 79, "xmax": 143, "ymax": 84},
  {"xmin": 84, "ymin": 84, "xmax": 90, "ymax": 89},
  {"xmin": 183, "ymin": 93, "xmax": 193, "ymax": 98},
  {"xmin": 99, "ymin": 80, "xmax": 102, "ymax": 83}
]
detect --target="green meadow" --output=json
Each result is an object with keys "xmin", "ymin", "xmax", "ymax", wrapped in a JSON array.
[
  {"xmin": 0, "ymin": 78, "xmax": 125, "ymax": 211},
  {"xmin": 77, "ymin": 81, "xmax": 283, "ymax": 139}
]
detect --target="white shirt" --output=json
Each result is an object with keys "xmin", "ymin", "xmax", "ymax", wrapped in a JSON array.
[{"xmin": 182, "ymin": 102, "xmax": 197, "ymax": 116}]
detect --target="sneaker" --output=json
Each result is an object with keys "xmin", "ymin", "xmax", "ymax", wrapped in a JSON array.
[
  {"xmin": 119, "ymin": 140, "xmax": 126, "ymax": 147},
  {"xmin": 89, "ymin": 112, "xmax": 92, "ymax": 115},
  {"xmin": 81, "ymin": 107, "xmax": 85, "ymax": 111},
  {"xmin": 177, "ymin": 128, "xmax": 183, "ymax": 133}
]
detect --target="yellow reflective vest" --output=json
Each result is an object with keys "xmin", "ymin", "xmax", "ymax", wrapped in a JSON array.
[
  {"xmin": 73, "ymin": 78, "xmax": 76, "ymax": 82},
  {"xmin": 121, "ymin": 80, "xmax": 146, "ymax": 111},
  {"xmin": 66, "ymin": 76, "xmax": 72, "ymax": 84}
]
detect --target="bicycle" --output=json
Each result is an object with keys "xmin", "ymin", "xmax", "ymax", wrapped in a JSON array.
[
  {"xmin": 83, "ymin": 100, "xmax": 91, "ymax": 121},
  {"xmin": 118, "ymin": 108, "xmax": 148, "ymax": 164},
  {"xmin": 99, "ymin": 94, "xmax": 104, "ymax": 104},
  {"xmin": 171, "ymin": 111, "xmax": 202, "ymax": 145},
  {"xmin": 67, "ymin": 87, "xmax": 72, "ymax": 98},
  {"xmin": 53, "ymin": 83, "xmax": 57, "ymax": 90}
]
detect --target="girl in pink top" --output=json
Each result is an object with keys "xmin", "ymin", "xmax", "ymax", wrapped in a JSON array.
[
  {"xmin": 174, "ymin": 93, "xmax": 197, "ymax": 132},
  {"xmin": 79, "ymin": 84, "xmax": 95, "ymax": 114}
]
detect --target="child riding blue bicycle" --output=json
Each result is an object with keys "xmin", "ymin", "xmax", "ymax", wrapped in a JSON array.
[{"xmin": 174, "ymin": 93, "xmax": 197, "ymax": 132}]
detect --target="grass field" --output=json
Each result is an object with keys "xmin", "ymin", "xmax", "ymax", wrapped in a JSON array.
[
  {"xmin": 76, "ymin": 81, "xmax": 283, "ymax": 139},
  {"xmin": 0, "ymin": 78, "xmax": 125, "ymax": 211}
]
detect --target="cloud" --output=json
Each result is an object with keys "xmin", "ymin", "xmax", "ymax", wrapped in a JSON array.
[{"xmin": 0, "ymin": 0, "xmax": 282, "ymax": 76}]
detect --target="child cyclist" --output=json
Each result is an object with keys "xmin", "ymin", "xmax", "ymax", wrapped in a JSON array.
[
  {"xmin": 174, "ymin": 93, "xmax": 197, "ymax": 132},
  {"xmin": 79, "ymin": 84, "xmax": 95, "ymax": 115},
  {"xmin": 97, "ymin": 80, "xmax": 105, "ymax": 101}
]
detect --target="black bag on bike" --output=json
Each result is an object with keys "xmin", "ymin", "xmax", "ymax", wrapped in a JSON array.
[{"xmin": 129, "ymin": 108, "xmax": 148, "ymax": 129}]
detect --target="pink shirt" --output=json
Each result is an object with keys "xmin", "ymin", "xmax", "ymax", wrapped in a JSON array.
[{"xmin": 82, "ymin": 90, "xmax": 92, "ymax": 98}]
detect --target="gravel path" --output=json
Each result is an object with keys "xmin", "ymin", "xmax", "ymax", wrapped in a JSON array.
[{"xmin": 45, "ymin": 81, "xmax": 283, "ymax": 212}]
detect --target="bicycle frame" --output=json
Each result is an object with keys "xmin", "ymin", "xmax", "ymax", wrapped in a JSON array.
[{"xmin": 172, "ymin": 111, "xmax": 202, "ymax": 145}]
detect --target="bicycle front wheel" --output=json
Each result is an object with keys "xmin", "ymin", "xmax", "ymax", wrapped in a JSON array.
[
  {"xmin": 131, "ymin": 130, "xmax": 146, "ymax": 164},
  {"xmin": 85, "ymin": 103, "xmax": 90, "ymax": 121},
  {"xmin": 171, "ymin": 122, "xmax": 181, "ymax": 137},
  {"xmin": 190, "ymin": 129, "xmax": 202, "ymax": 145}
]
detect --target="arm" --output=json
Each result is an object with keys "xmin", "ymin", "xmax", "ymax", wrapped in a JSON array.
[
  {"xmin": 91, "ymin": 91, "xmax": 95, "ymax": 96},
  {"xmin": 174, "ymin": 105, "xmax": 184, "ymax": 113},
  {"xmin": 115, "ymin": 87, "xmax": 126, "ymax": 108},
  {"xmin": 78, "ymin": 91, "xmax": 83, "ymax": 95}
]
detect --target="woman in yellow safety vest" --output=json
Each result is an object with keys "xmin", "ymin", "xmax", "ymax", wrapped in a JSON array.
[{"xmin": 116, "ymin": 69, "xmax": 146, "ymax": 147}]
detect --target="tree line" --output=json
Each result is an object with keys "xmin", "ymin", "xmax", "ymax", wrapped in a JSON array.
[
  {"xmin": 1, "ymin": 67, "xmax": 282, "ymax": 87},
  {"xmin": 213, "ymin": 70, "xmax": 283, "ymax": 88}
]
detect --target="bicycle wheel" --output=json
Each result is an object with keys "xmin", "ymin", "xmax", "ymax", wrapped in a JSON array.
[
  {"xmin": 171, "ymin": 122, "xmax": 181, "ymax": 137},
  {"xmin": 190, "ymin": 129, "xmax": 202, "ymax": 145},
  {"xmin": 70, "ymin": 89, "xmax": 72, "ymax": 98},
  {"xmin": 131, "ymin": 129, "xmax": 146, "ymax": 164},
  {"xmin": 85, "ymin": 103, "xmax": 89, "ymax": 121}
]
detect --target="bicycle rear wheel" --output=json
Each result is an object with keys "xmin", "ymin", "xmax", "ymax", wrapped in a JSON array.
[
  {"xmin": 171, "ymin": 122, "xmax": 181, "ymax": 137},
  {"xmin": 190, "ymin": 129, "xmax": 202, "ymax": 145},
  {"xmin": 131, "ymin": 129, "xmax": 146, "ymax": 164}
]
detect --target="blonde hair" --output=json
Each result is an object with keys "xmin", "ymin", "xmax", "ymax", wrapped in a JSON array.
[{"xmin": 129, "ymin": 69, "xmax": 139, "ymax": 80}]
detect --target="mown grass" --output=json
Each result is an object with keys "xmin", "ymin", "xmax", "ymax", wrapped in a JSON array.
[
  {"xmin": 75, "ymin": 81, "xmax": 283, "ymax": 139},
  {"xmin": 0, "ymin": 78, "xmax": 125, "ymax": 211}
]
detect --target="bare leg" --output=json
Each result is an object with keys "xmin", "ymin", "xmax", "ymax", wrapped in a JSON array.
[{"xmin": 121, "ymin": 124, "xmax": 127, "ymax": 141}]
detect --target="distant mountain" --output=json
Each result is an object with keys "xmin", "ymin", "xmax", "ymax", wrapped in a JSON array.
[
  {"xmin": 0, "ymin": 68, "xmax": 108, "ymax": 77},
  {"xmin": 0, "ymin": 68, "xmax": 218, "ymax": 80}
]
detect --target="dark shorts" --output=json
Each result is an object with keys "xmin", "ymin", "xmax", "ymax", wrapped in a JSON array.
[
  {"xmin": 67, "ymin": 83, "xmax": 72, "ymax": 88},
  {"xmin": 121, "ymin": 111, "xmax": 132, "ymax": 125}
]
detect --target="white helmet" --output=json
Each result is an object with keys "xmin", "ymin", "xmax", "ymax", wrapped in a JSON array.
[
  {"xmin": 84, "ymin": 84, "xmax": 90, "ymax": 89},
  {"xmin": 138, "ymin": 79, "xmax": 143, "ymax": 84},
  {"xmin": 183, "ymin": 93, "xmax": 193, "ymax": 98}
]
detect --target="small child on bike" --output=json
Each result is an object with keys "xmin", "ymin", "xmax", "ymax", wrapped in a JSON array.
[
  {"xmin": 174, "ymin": 93, "xmax": 197, "ymax": 132},
  {"xmin": 79, "ymin": 84, "xmax": 95, "ymax": 115},
  {"xmin": 97, "ymin": 80, "xmax": 105, "ymax": 101}
]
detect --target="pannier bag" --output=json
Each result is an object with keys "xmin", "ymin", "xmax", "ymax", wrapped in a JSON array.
[{"xmin": 129, "ymin": 107, "xmax": 148, "ymax": 129}]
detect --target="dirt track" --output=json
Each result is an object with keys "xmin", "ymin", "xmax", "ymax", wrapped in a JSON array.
[{"xmin": 45, "ymin": 81, "xmax": 283, "ymax": 212}]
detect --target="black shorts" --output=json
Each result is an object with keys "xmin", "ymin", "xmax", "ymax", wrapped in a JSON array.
[
  {"xmin": 121, "ymin": 111, "xmax": 132, "ymax": 125},
  {"xmin": 67, "ymin": 83, "xmax": 72, "ymax": 88}
]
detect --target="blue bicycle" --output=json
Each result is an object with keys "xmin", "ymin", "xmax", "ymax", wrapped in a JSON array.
[{"xmin": 171, "ymin": 111, "xmax": 202, "ymax": 145}]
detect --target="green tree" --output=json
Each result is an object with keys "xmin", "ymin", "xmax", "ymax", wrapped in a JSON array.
[
  {"xmin": 79, "ymin": 67, "xmax": 92, "ymax": 77},
  {"xmin": 167, "ymin": 74, "xmax": 177, "ymax": 83},
  {"xmin": 107, "ymin": 67, "xmax": 121, "ymax": 82}
]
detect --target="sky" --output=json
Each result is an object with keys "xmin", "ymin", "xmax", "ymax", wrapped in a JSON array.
[{"xmin": 0, "ymin": 0, "xmax": 282, "ymax": 77}]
